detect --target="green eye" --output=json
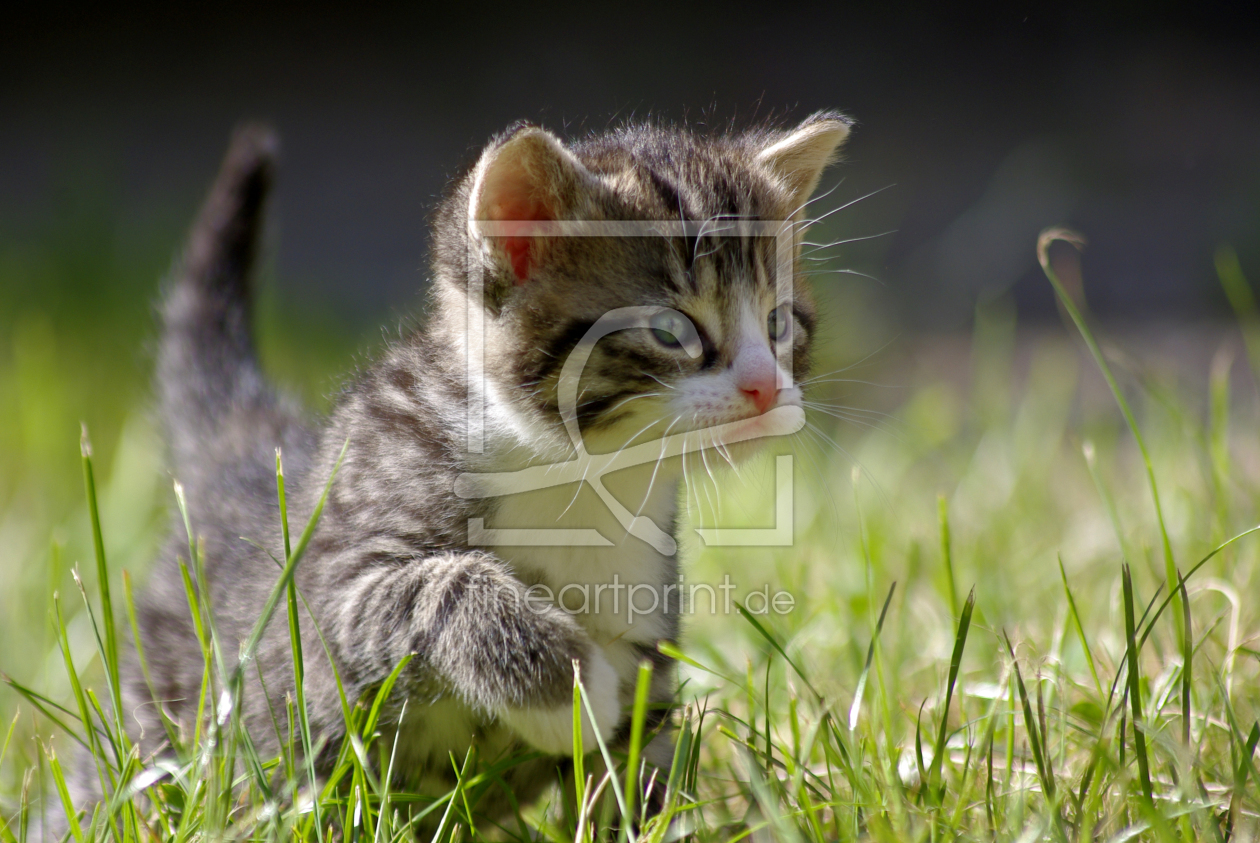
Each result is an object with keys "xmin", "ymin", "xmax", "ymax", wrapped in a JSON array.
[
  {"xmin": 768, "ymin": 306, "xmax": 791, "ymax": 341},
  {"xmin": 650, "ymin": 311, "xmax": 687, "ymax": 349}
]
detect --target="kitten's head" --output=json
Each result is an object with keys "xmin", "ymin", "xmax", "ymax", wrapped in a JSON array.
[{"xmin": 431, "ymin": 113, "xmax": 851, "ymax": 461}]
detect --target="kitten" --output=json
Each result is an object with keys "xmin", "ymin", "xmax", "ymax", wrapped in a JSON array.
[{"xmin": 116, "ymin": 113, "xmax": 849, "ymax": 824}]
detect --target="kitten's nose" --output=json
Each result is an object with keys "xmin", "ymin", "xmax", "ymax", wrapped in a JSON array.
[
  {"xmin": 734, "ymin": 344, "xmax": 780, "ymax": 414},
  {"xmin": 741, "ymin": 379, "xmax": 777, "ymax": 414}
]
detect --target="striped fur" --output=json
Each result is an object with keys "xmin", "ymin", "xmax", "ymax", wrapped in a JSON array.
[{"xmin": 95, "ymin": 113, "xmax": 852, "ymax": 828}]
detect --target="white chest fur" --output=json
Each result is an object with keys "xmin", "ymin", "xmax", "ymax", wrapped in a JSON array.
[{"xmin": 487, "ymin": 468, "xmax": 678, "ymax": 642}]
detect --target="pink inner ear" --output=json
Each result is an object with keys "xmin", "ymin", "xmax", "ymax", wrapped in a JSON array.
[{"xmin": 488, "ymin": 196, "xmax": 552, "ymax": 285}]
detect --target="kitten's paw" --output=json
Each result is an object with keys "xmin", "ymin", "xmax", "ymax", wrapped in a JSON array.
[{"xmin": 501, "ymin": 645, "xmax": 621, "ymax": 756}]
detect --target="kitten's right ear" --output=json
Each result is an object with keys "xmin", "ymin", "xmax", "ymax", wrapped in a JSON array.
[{"xmin": 469, "ymin": 125, "xmax": 595, "ymax": 285}]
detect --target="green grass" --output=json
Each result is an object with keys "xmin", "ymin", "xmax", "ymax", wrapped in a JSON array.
[{"xmin": 2, "ymin": 228, "xmax": 1259, "ymax": 841}]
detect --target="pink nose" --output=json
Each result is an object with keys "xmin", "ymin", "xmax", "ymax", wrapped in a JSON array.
[
  {"xmin": 740, "ymin": 378, "xmax": 777, "ymax": 414},
  {"xmin": 736, "ymin": 365, "xmax": 779, "ymax": 414}
]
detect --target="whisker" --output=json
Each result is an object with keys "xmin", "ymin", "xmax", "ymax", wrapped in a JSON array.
[
  {"xmin": 800, "ymin": 376, "xmax": 901, "ymax": 389},
  {"xmin": 805, "ymin": 266, "xmax": 886, "ymax": 287},
  {"xmin": 799, "ymin": 229, "xmax": 897, "ymax": 255},
  {"xmin": 698, "ymin": 436, "xmax": 722, "ymax": 522},
  {"xmin": 782, "ymin": 179, "xmax": 844, "ymax": 224},
  {"xmin": 791, "ymin": 428, "xmax": 843, "ymax": 535},
  {"xmin": 794, "ymin": 184, "xmax": 896, "ymax": 230},
  {"xmin": 636, "ymin": 370, "xmax": 677, "ymax": 390},
  {"xmin": 798, "ymin": 337, "xmax": 900, "ymax": 383},
  {"xmin": 635, "ymin": 414, "xmax": 685, "ymax": 519},
  {"xmin": 803, "ymin": 420, "xmax": 895, "ymax": 513},
  {"xmin": 807, "ymin": 407, "xmax": 905, "ymax": 442},
  {"xmin": 802, "ymin": 400, "xmax": 902, "ymax": 422},
  {"xmin": 595, "ymin": 390, "xmax": 664, "ymax": 416}
]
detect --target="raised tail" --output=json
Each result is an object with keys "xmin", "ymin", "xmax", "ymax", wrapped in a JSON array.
[{"xmin": 158, "ymin": 125, "xmax": 314, "ymax": 501}]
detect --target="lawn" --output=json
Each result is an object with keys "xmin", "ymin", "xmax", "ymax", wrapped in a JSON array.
[{"xmin": 1, "ymin": 211, "xmax": 1258, "ymax": 841}]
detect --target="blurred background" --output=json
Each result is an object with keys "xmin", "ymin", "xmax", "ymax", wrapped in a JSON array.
[
  {"xmin": 2, "ymin": 0, "xmax": 1259, "ymax": 764},
  {"xmin": 5, "ymin": 0, "xmax": 1258, "ymax": 482},
  {"xmin": 5, "ymin": 0, "xmax": 1258, "ymax": 327}
]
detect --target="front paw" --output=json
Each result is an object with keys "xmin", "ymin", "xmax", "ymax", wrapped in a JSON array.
[{"xmin": 500, "ymin": 644, "xmax": 620, "ymax": 756}]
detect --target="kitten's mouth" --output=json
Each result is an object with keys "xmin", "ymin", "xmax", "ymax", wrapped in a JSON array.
[{"xmin": 712, "ymin": 403, "xmax": 804, "ymax": 445}]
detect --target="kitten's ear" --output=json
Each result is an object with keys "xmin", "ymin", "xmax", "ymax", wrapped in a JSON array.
[
  {"xmin": 469, "ymin": 125, "xmax": 594, "ymax": 284},
  {"xmin": 757, "ymin": 112, "xmax": 852, "ymax": 216}
]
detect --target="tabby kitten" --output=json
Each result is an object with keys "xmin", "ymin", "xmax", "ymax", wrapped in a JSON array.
[{"xmin": 124, "ymin": 113, "xmax": 849, "ymax": 820}]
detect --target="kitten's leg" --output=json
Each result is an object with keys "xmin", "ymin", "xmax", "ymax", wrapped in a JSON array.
[{"xmin": 322, "ymin": 548, "xmax": 621, "ymax": 755}]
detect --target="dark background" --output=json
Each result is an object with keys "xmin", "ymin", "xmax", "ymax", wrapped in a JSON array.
[{"xmin": 2, "ymin": 0, "xmax": 1258, "ymax": 334}]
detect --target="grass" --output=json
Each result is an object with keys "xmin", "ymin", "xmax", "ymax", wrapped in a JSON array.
[{"xmin": 1, "ymin": 225, "xmax": 1259, "ymax": 841}]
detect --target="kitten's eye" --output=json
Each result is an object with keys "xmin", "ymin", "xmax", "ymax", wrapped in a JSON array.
[
  {"xmin": 649, "ymin": 311, "xmax": 687, "ymax": 349},
  {"xmin": 768, "ymin": 306, "xmax": 792, "ymax": 342}
]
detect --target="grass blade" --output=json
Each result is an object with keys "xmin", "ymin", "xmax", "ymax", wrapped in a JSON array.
[
  {"xmin": 277, "ymin": 447, "xmax": 326, "ymax": 843},
  {"xmin": 1121, "ymin": 564, "xmax": 1153, "ymax": 804},
  {"xmin": 736, "ymin": 601, "xmax": 820, "ymax": 701},
  {"xmin": 233, "ymin": 439, "xmax": 348, "ymax": 684},
  {"xmin": 0, "ymin": 674, "xmax": 90, "ymax": 752},
  {"xmin": 624, "ymin": 660, "xmax": 654, "ymax": 830},
  {"xmin": 1226, "ymin": 721, "xmax": 1259, "ymax": 840},
  {"xmin": 938, "ymin": 495, "xmax": 957, "ymax": 616},
  {"xmin": 847, "ymin": 581, "xmax": 896, "ymax": 732},
  {"xmin": 1003, "ymin": 630, "xmax": 1054, "ymax": 804},
  {"xmin": 46, "ymin": 744, "xmax": 84, "ymax": 843},
  {"xmin": 80, "ymin": 429, "xmax": 124, "ymax": 728},
  {"xmin": 1178, "ymin": 568, "xmax": 1192, "ymax": 747},
  {"xmin": 1057, "ymin": 556, "xmax": 1102, "ymax": 699},
  {"xmin": 1215, "ymin": 245, "xmax": 1260, "ymax": 385},
  {"xmin": 1038, "ymin": 228, "xmax": 1182, "ymax": 644},
  {"xmin": 927, "ymin": 586, "xmax": 974, "ymax": 795}
]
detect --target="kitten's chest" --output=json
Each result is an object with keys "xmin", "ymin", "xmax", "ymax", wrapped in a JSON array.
[{"xmin": 481, "ymin": 470, "xmax": 679, "ymax": 647}]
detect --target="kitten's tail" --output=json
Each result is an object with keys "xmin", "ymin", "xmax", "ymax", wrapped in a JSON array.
[{"xmin": 158, "ymin": 125, "xmax": 312, "ymax": 494}]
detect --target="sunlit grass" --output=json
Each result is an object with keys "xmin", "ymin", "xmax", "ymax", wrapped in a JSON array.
[{"xmin": 1, "ymin": 234, "xmax": 1259, "ymax": 841}]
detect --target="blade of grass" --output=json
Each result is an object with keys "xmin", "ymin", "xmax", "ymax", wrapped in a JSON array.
[
  {"xmin": 1002, "ymin": 630, "xmax": 1054, "ymax": 804},
  {"xmin": 1137, "ymin": 524, "xmax": 1260, "ymax": 651},
  {"xmin": 914, "ymin": 701, "xmax": 928, "ymax": 795},
  {"xmin": 1215, "ymin": 245, "xmax": 1260, "ymax": 386},
  {"xmin": 938, "ymin": 495, "xmax": 957, "ymax": 616},
  {"xmin": 362, "ymin": 654, "xmax": 414, "ymax": 743},
  {"xmin": 122, "ymin": 571, "xmax": 181, "ymax": 752},
  {"xmin": 232, "ymin": 440, "xmax": 347, "ymax": 686},
  {"xmin": 80, "ymin": 429, "xmax": 125, "ymax": 730},
  {"xmin": 46, "ymin": 744, "xmax": 85, "ymax": 843},
  {"xmin": 53, "ymin": 593, "xmax": 113, "ymax": 797},
  {"xmin": 655, "ymin": 641, "xmax": 741, "ymax": 688},
  {"xmin": 735, "ymin": 602, "xmax": 820, "ymax": 702},
  {"xmin": 624, "ymin": 660, "xmax": 654, "ymax": 832},
  {"xmin": 577, "ymin": 667, "xmax": 628, "ymax": 821},
  {"xmin": 70, "ymin": 570, "xmax": 127, "ymax": 766},
  {"xmin": 1038, "ymin": 228, "xmax": 1182, "ymax": 644},
  {"xmin": 1057, "ymin": 556, "xmax": 1102, "ymax": 699},
  {"xmin": 1226, "ymin": 721, "xmax": 1259, "ymax": 840},
  {"xmin": 1121, "ymin": 564, "xmax": 1153, "ymax": 804},
  {"xmin": 0, "ymin": 674, "xmax": 89, "ymax": 752},
  {"xmin": 0, "ymin": 709, "xmax": 18, "ymax": 778},
  {"xmin": 927, "ymin": 586, "xmax": 975, "ymax": 796},
  {"xmin": 847, "ymin": 582, "xmax": 896, "ymax": 732},
  {"xmin": 572, "ymin": 662, "xmax": 588, "ymax": 839},
  {"xmin": 1178, "ymin": 568, "xmax": 1192, "ymax": 747},
  {"xmin": 277, "ymin": 448, "xmax": 326, "ymax": 843}
]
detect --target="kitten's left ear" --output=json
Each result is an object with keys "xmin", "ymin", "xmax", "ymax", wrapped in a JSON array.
[
  {"xmin": 469, "ymin": 124, "xmax": 597, "ymax": 285},
  {"xmin": 757, "ymin": 112, "xmax": 853, "ymax": 216}
]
